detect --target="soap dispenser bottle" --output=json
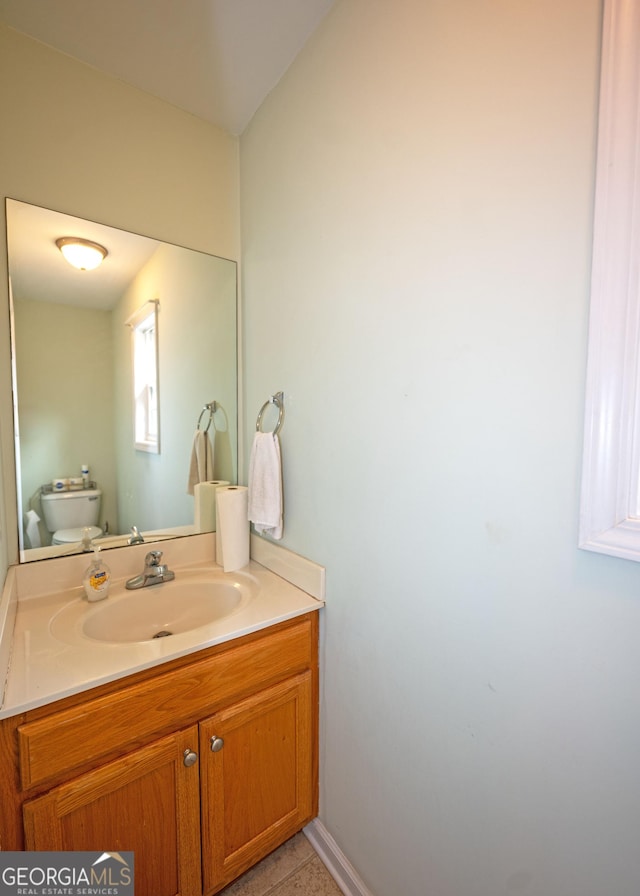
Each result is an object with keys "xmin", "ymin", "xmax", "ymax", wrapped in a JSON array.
[{"xmin": 83, "ymin": 544, "xmax": 111, "ymax": 602}]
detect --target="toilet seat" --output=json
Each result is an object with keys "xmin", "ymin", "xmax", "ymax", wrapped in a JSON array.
[{"xmin": 52, "ymin": 525, "xmax": 103, "ymax": 545}]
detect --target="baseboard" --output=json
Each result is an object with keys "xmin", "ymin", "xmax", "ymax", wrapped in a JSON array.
[{"xmin": 304, "ymin": 818, "xmax": 374, "ymax": 896}]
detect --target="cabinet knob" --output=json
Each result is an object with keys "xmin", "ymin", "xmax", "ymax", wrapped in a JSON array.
[
  {"xmin": 183, "ymin": 748, "xmax": 198, "ymax": 767},
  {"xmin": 210, "ymin": 735, "xmax": 224, "ymax": 753}
]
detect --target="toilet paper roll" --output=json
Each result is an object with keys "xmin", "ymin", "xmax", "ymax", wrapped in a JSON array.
[
  {"xmin": 193, "ymin": 480, "xmax": 230, "ymax": 532},
  {"xmin": 216, "ymin": 486, "xmax": 250, "ymax": 572}
]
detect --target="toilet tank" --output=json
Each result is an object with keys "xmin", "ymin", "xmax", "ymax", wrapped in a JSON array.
[{"xmin": 40, "ymin": 488, "xmax": 101, "ymax": 533}]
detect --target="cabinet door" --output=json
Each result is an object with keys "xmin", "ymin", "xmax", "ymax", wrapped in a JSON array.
[
  {"xmin": 200, "ymin": 671, "xmax": 314, "ymax": 894},
  {"xmin": 23, "ymin": 726, "xmax": 202, "ymax": 896}
]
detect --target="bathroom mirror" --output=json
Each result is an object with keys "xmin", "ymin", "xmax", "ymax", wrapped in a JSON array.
[{"xmin": 6, "ymin": 199, "xmax": 237, "ymax": 562}]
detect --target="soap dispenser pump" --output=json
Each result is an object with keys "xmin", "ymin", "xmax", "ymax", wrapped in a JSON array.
[{"xmin": 83, "ymin": 543, "xmax": 111, "ymax": 602}]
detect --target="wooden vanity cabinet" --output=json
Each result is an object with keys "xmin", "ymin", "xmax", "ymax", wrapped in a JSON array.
[
  {"xmin": 200, "ymin": 671, "xmax": 313, "ymax": 892},
  {"xmin": 0, "ymin": 613, "xmax": 319, "ymax": 896},
  {"xmin": 23, "ymin": 726, "xmax": 203, "ymax": 896}
]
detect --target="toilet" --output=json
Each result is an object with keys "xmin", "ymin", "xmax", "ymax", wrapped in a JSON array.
[{"xmin": 40, "ymin": 488, "xmax": 103, "ymax": 544}]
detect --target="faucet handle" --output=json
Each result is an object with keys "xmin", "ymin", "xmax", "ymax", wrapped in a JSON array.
[
  {"xmin": 128, "ymin": 525, "xmax": 145, "ymax": 545},
  {"xmin": 145, "ymin": 550, "xmax": 163, "ymax": 567}
]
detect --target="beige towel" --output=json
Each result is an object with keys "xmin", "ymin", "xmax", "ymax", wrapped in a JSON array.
[
  {"xmin": 248, "ymin": 432, "xmax": 283, "ymax": 539},
  {"xmin": 187, "ymin": 430, "xmax": 214, "ymax": 495}
]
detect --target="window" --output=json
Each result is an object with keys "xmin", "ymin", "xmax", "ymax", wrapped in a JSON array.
[
  {"xmin": 127, "ymin": 300, "xmax": 160, "ymax": 454},
  {"xmin": 580, "ymin": 0, "xmax": 640, "ymax": 561}
]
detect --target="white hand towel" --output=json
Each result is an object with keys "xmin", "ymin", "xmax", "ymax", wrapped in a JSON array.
[
  {"xmin": 248, "ymin": 432, "xmax": 283, "ymax": 539},
  {"xmin": 187, "ymin": 430, "xmax": 214, "ymax": 495}
]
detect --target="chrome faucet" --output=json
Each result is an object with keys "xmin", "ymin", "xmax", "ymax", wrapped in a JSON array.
[
  {"xmin": 126, "ymin": 550, "xmax": 175, "ymax": 590},
  {"xmin": 128, "ymin": 525, "xmax": 145, "ymax": 545}
]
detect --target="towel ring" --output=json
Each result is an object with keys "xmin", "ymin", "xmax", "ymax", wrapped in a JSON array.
[
  {"xmin": 256, "ymin": 392, "xmax": 284, "ymax": 435},
  {"xmin": 197, "ymin": 401, "xmax": 217, "ymax": 433}
]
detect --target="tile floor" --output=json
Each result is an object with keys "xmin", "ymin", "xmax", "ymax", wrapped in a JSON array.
[{"xmin": 220, "ymin": 831, "xmax": 342, "ymax": 896}]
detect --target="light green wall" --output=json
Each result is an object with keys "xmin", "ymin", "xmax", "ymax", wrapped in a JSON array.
[
  {"xmin": 241, "ymin": 2, "xmax": 640, "ymax": 895},
  {"xmin": 0, "ymin": 24, "xmax": 240, "ymax": 572},
  {"xmin": 13, "ymin": 299, "xmax": 116, "ymax": 544}
]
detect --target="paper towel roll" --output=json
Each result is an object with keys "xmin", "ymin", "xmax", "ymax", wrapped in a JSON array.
[
  {"xmin": 216, "ymin": 486, "xmax": 250, "ymax": 572},
  {"xmin": 193, "ymin": 480, "xmax": 230, "ymax": 532}
]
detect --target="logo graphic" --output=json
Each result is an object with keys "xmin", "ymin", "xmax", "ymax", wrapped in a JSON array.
[
  {"xmin": 0, "ymin": 851, "xmax": 134, "ymax": 895},
  {"xmin": 93, "ymin": 852, "xmax": 130, "ymax": 868}
]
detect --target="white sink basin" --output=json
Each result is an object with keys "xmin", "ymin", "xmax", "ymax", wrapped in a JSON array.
[{"xmin": 51, "ymin": 570, "xmax": 256, "ymax": 644}]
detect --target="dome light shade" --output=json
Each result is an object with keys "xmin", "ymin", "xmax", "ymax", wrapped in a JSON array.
[{"xmin": 56, "ymin": 237, "xmax": 108, "ymax": 271}]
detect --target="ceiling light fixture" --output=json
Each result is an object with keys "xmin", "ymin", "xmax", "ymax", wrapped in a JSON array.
[{"xmin": 56, "ymin": 237, "xmax": 108, "ymax": 271}]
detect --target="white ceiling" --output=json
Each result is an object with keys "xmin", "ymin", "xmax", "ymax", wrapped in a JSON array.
[
  {"xmin": 0, "ymin": 0, "xmax": 336, "ymax": 135},
  {"xmin": 7, "ymin": 201, "xmax": 161, "ymax": 310},
  {"xmin": 2, "ymin": 1, "xmax": 336, "ymax": 305}
]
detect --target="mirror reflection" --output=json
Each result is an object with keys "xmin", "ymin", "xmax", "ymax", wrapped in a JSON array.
[{"xmin": 6, "ymin": 199, "xmax": 237, "ymax": 563}]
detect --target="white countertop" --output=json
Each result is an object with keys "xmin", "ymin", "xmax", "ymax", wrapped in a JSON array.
[{"xmin": 0, "ymin": 536, "xmax": 324, "ymax": 719}]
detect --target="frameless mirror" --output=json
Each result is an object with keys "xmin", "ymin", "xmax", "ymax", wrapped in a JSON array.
[{"xmin": 6, "ymin": 199, "xmax": 237, "ymax": 562}]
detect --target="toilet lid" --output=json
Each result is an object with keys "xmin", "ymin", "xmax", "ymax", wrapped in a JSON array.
[{"xmin": 52, "ymin": 525, "xmax": 102, "ymax": 544}]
